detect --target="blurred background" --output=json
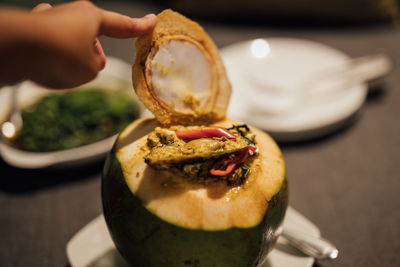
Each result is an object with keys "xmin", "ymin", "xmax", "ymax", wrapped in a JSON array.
[
  {"xmin": 0, "ymin": 1, "xmax": 399, "ymax": 267},
  {"xmin": 1, "ymin": 0, "xmax": 400, "ymax": 24}
]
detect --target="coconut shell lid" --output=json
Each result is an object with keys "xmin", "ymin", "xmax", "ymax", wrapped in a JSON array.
[{"xmin": 132, "ymin": 9, "xmax": 231, "ymax": 126}]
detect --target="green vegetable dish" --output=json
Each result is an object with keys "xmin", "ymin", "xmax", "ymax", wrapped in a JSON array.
[{"xmin": 14, "ymin": 89, "xmax": 140, "ymax": 152}]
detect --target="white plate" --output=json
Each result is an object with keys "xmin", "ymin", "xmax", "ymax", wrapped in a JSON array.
[
  {"xmin": 222, "ymin": 38, "xmax": 368, "ymax": 141},
  {"xmin": 66, "ymin": 207, "xmax": 319, "ymax": 267},
  {"xmin": 0, "ymin": 57, "xmax": 149, "ymax": 169}
]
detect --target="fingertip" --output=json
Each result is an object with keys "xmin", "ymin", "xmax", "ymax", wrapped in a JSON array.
[
  {"xmin": 130, "ymin": 14, "xmax": 157, "ymax": 34},
  {"xmin": 31, "ymin": 3, "xmax": 52, "ymax": 13},
  {"xmin": 144, "ymin": 13, "xmax": 157, "ymax": 20},
  {"xmin": 99, "ymin": 10, "xmax": 157, "ymax": 38},
  {"xmin": 143, "ymin": 13, "xmax": 157, "ymax": 28}
]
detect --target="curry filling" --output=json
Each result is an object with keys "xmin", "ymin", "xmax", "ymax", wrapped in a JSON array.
[{"xmin": 144, "ymin": 125, "xmax": 258, "ymax": 186}]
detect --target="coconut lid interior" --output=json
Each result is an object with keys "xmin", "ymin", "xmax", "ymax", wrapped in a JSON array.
[{"xmin": 145, "ymin": 39, "xmax": 215, "ymax": 114}]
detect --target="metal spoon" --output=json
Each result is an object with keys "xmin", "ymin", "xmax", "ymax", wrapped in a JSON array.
[
  {"xmin": 281, "ymin": 227, "xmax": 339, "ymax": 260},
  {"xmin": 1, "ymin": 84, "xmax": 23, "ymax": 142}
]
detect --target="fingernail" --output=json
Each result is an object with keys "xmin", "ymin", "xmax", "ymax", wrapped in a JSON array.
[{"xmin": 144, "ymin": 13, "xmax": 156, "ymax": 19}]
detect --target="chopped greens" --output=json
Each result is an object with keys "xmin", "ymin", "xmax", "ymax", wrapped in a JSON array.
[
  {"xmin": 14, "ymin": 89, "xmax": 139, "ymax": 152},
  {"xmin": 241, "ymin": 166, "xmax": 250, "ymax": 178},
  {"xmin": 227, "ymin": 124, "xmax": 256, "ymax": 145}
]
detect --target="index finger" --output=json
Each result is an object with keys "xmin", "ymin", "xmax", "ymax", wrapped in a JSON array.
[
  {"xmin": 31, "ymin": 3, "xmax": 52, "ymax": 13},
  {"xmin": 98, "ymin": 10, "xmax": 156, "ymax": 38}
]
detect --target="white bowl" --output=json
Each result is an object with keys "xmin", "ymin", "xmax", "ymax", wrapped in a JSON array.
[{"xmin": 223, "ymin": 38, "xmax": 368, "ymax": 141}]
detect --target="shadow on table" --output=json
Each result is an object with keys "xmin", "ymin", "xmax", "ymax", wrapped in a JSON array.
[
  {"xmin": 364, "ymin": 83, "xmax": 387, "ymax": 105},
  {"xmin": 0, "ymin": 157, "xmax": 104, "ymax": 193}
]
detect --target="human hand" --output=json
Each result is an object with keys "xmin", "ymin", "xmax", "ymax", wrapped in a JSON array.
[
  {"xmin": 30, "ymin": 2, "xmax": 108, "ymax": 77},
  {"xmin": 0, "ymin": 1, "xmax": 156, "ymax": 88}
]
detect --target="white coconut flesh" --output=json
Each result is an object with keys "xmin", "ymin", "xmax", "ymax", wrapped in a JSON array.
[
  {"xmin": 115, "ymin": 118, "xmax": 285, "ymax": 231},
  {"xmin": 145, "ymin": 40, "xmax": 214, "ymax": 114}
]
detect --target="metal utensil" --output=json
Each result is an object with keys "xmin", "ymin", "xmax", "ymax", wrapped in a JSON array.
[
  {"xmin": 281, "ymin": 227, "xmax": 339, "ymax": 260},
  {"xmin": 1, "ymin": 84, "xmax": 22, "ymax": 142}
]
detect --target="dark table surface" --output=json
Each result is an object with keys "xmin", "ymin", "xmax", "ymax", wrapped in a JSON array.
[{"xmin": 1, "ymin": 1, "xmax": 400, "ymax": 267}]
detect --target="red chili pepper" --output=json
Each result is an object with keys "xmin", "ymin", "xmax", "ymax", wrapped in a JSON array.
[
  {"xmin": 209, "ymin": 145, "xmax": 257, "ymax": 176},
  {"xmin": 175, "ymin": 127, "xmax": 236, "ymax": 140}
]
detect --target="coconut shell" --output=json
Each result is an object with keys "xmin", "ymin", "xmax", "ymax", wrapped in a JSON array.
[{"xmin": 132, "ymin": 9, "xmax": 231, "ymax": 126}]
